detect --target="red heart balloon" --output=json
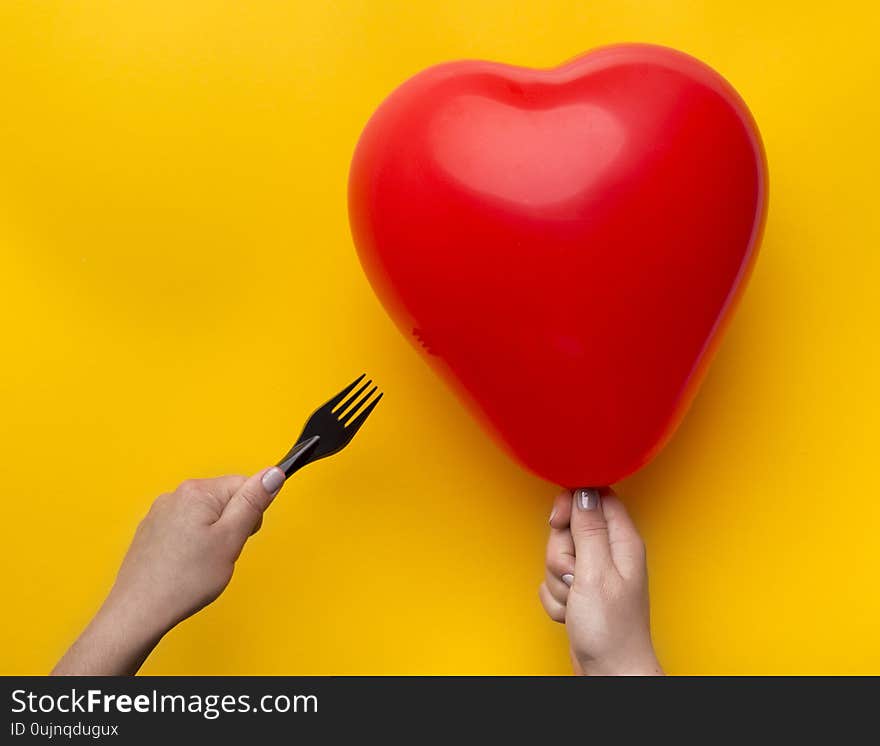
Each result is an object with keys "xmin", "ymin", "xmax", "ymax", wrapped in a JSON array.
[{"xmin": 349, "ymin": 44, "xmax": 767, "ymax": 488}]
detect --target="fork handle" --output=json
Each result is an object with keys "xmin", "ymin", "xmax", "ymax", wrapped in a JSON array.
[{"xmin": 276, "ymin": 435, "xmax": 321, "ymax": 478}]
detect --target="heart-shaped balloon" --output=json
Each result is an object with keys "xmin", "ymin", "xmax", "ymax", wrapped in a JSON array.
[{"xmin": 349, "ymin": 44, "xmax": 767, "ymax": 487}]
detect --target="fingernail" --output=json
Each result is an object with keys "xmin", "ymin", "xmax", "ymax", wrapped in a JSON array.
[
  {"xmin": 549, "ymin": 506, "xmax": 557, "ymax": 524},
  {"xmin": 261, "ymin": 467, "xmax": 285, "ymax": 496},
  {"xmin": 575, "ymin": 488, "xmax": 600, "ymax": 511},
  {"xmin": 562, "ymin": 573, "xmax": 574, "ymax": 587}
]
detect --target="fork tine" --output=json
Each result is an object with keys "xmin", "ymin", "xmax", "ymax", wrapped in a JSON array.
[
  {"xmin": 334, "ymin": 379, "xmax": 372, "ymax": 418},
  {"xmin": 324, "ymin": 374, "xmax": 366, "ymax": 411},
  {"xmin": 344, "ymin": 391, "xmax": 383, "ymax": 434},
  {"xmin": 341, "ymin": 385, "xmax": 378, "ymax": 424}
]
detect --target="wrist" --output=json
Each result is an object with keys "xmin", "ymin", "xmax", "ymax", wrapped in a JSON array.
[
  {"xmin": 575, "ymin": 649, "xmax": 663, "ymax": 677},
  {"xmin": 101, "ymin": 585, "xmax": 175, "ymax": 643}
]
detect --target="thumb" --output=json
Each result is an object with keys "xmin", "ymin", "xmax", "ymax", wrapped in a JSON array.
[
  {"xmin": 217, "ymin": 466, "xmax": 286, "ymax": 545},
  {"xmin": 569, "ymin": 488, "xmax": 613, "ymax": 581}
]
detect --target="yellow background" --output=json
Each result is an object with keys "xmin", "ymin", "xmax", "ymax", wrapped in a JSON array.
[{"xmin": 1, "ymin": 1, "xmax": 878, "ymax": 675}]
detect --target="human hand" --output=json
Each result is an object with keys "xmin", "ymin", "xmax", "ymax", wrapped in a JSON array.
[
  {"xmin": 539, "ymin": 488, "xmax": 663, "ymax": 676},
  {"xmin": 52, "ymin": 466, "xmax": 287, "ymax": 675}
]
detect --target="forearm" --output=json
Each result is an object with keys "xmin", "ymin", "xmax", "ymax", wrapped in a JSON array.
[{"xmin": 52, "ymin": 594, "xmax": 166, "ymax": 676}]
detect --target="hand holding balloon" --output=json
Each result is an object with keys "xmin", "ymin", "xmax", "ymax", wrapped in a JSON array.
[{"xmin": 540, "ymin": 488, "xmax": 663, "ymax": 676}]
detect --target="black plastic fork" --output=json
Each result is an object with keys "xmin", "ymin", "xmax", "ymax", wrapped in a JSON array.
[{"xmin": 275, "ymin": 374, "xmax": 383, "ymax": 478}]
